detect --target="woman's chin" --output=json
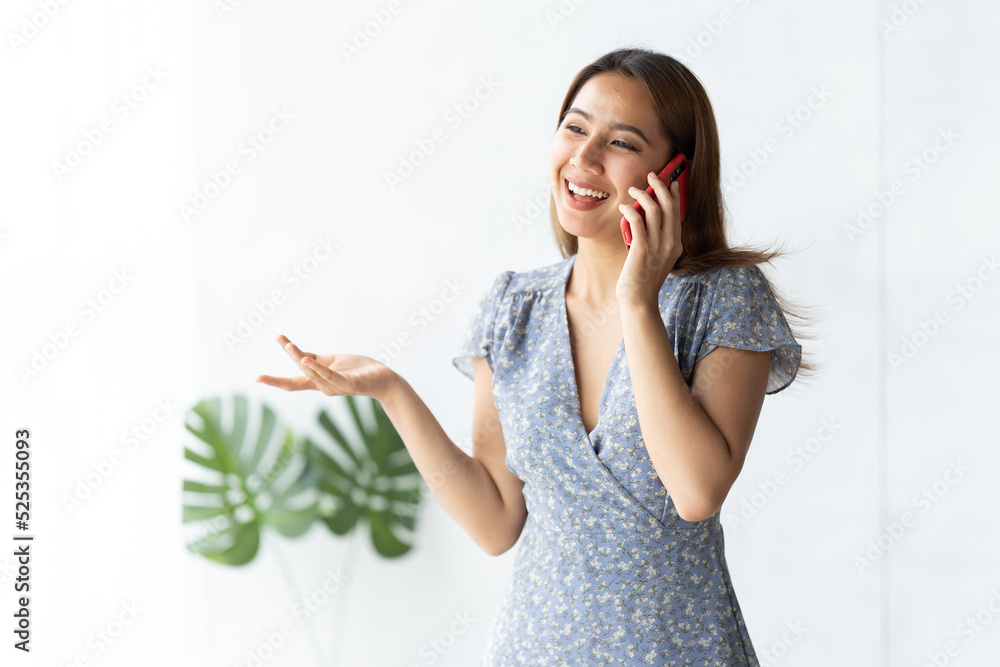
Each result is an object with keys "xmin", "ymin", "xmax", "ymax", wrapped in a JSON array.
[{"xmin": 558, "ymin": 218, "xmax": 625, "ymax": 247}]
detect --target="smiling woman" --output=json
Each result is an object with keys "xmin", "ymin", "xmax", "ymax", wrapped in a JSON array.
[
  {"xmin": 446, "ymin": 47, "xmax": 814, "ymax": 665},
  {"xmin": 257, "ymin": 46, "xmax": 813, "ymax": 667}
]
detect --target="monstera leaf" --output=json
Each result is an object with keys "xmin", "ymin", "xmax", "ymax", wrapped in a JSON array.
[
  {"xmin": 182, "ymin": 395, "xmax": 317, "ymax": 565},
  {"xmin": 308, "ymin": 394, "xmax": 423, "ymax": 557}
]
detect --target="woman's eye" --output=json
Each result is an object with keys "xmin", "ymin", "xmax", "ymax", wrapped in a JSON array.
[{"xmin": 564, "ymin": 125, "xmax": 638, "ymax": 151}]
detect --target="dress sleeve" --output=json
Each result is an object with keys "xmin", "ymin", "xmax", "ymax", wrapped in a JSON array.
[
  {"xmin": 693, "ymin": 265, "xmax": 801, "ymax": 394},
  {"xmin": 451, "ymin": 270, "xmax": 514, "ymax": 381}
]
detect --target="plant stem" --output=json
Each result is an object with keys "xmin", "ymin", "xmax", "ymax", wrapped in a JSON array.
[
  {"xmin": 329, "ymin": 526, "xmax": 362, "ymax": 666},
  {"xmin": 270, "ymin": 539, "xmax": 326, "ymax": 666}
]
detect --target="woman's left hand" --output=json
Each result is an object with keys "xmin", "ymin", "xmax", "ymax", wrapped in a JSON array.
[{"xmin": 616, "ymin": 170, "xmax": 684, "ymax": 306}]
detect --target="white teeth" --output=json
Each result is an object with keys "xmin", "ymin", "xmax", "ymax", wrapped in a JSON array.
[{"xmin": 567, "ymin": 180, "xmax": 610, "ymax": 199}]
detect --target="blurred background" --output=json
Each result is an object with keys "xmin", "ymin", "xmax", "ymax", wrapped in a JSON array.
[{"xmin": 2, "ymin": 0, "xmax": 998, "ymax": 665}]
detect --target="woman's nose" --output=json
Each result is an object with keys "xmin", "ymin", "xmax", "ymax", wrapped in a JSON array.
[{"xmin": 570, "ymin": 143, "xmax": 601, "ymax": 172}]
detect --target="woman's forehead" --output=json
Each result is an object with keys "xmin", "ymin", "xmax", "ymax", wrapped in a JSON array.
[{"xmin": 569, "ymin": 73, "xmax": 662, "ymax": 140}]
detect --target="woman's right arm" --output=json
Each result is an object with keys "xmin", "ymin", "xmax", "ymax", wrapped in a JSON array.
[{"xmin": 379, "ymin": 355, "xmax": 527, "ymax": 556}]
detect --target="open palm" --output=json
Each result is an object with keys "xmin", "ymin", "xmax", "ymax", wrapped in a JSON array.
[{"xmin": 255, "ymin": 334, "xmax": 398, "ymax": 401}]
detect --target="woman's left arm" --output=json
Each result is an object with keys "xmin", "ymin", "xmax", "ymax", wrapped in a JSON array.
[
  {"xmin": 620, "ymin": 303, "xmax": 771, "ymax": 522},
  {"xmin": 617, "ymin": 172, "xmax": 773, "ymax": 521}
]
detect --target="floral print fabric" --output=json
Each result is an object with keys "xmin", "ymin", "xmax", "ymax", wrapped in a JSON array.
[{"xmin": 451, "ymin": 253, "xmax": 801, "ymax": 665}]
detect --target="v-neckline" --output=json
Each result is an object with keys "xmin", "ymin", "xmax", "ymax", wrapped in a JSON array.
[{"xmin": 559, "ymin": 254, "xmax": 626, "ymax": 440}]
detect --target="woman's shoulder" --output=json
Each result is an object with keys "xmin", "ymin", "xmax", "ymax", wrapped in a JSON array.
[
  {"xmin": 663, "ymin": 263, "xmax": 778, "ymax": 323},
  {"xmin": 491, "ymin": 255, "xmax": 574, "ymax": 298},
  {"xmin": 685, "ymin": 263, "xmax": 770, "ymax": 291},
  {"xmin": 667, "ymin": 264, "xmax": 775, "ymax": 310}
]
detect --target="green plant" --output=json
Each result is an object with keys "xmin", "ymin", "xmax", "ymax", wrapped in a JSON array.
[
  {"xmin": 182, "ymin": 393, "xmax": 424, "ymax": 666},
  {"xmin": 307, "ymin": 394, "xmax": 422, "ymax": 557},
  {"xmin": 182, "ymin": 395, "xmax": 315, "ymax": 565}
]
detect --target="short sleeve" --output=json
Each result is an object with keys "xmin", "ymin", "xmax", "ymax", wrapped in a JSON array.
[
  {"xmin": 451, "ymin": 270, "xmax": 514, "ymax": 381},
  {"xmin": 693, "ymin": 265, "xmax": 801, "ymax": 394}
]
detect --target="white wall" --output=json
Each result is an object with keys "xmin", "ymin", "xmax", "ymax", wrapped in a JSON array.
[{"xmin": 2, "ymin": 1, "xmax": 997, "ymax": 665}]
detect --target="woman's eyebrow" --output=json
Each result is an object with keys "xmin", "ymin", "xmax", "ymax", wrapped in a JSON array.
[{"xmin": 564, "ymin": 107, "xmax": 650, "ymax": 145}]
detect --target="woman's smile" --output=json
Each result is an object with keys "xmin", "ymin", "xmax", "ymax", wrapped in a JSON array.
[{"xmin": 562, "ymin": 176, "xmax": 613, "ymax": 211}]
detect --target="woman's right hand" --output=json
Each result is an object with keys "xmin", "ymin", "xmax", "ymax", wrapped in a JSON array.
[{"xmin": 255, "ymin": 334, "xmax": 400, "ymax": 402}]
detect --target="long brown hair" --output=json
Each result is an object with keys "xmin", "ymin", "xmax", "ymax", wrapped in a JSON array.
[{"xmin": 550, "ymin": 47, "xmax": 817, "ymax": 379}]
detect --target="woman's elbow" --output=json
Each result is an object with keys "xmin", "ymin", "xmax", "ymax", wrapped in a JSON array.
[
  {"xmin": 476, "ymin": 533, "xmax": 518, "ymax": 557},
  {"xmin": 475, "ymin": 516, "xmax": 525, "ymax": 556},
  {"xmin": 673, "ymin": 493, "xmax": 723, "ymax": 523}
]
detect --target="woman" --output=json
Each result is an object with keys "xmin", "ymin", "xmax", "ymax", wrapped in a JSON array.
[{"xmin": 257, "ymin": 47, "xmax": 808, "ymax": 666}]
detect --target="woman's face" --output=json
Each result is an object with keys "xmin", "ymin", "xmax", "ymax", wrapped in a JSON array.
[{"xmin": 550, "ymin": 71, "xmax": 672, "ymax": 247}]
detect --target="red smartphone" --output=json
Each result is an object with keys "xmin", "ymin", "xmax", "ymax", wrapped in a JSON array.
[{"xmin": 620, "ymin": 152, "xmax": 689, "ymax": 252}]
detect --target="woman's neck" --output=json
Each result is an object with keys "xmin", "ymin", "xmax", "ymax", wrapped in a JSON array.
[{"xmin": 568, "ymin": 243, "xmax": 626, "ymax": 307}]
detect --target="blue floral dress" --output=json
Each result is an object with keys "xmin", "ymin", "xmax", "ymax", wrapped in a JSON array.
[{"xmin": 451, "ymin": 253, "xmax": 801, "ymax": 666}]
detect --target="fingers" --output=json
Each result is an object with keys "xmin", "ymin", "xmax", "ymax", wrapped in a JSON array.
[
  {"xmin": 278, "ymin": 336, "xmax": 316, "ymax": 364},
  {"xmin": 619, "ymin": 202, "xmax": 647, "ymax": 250},
  {"xmin": 628, "ymin": 185, "xmax": 660, "ymax": 249},
  {"xmin": 646, "ymin": 170, "xmax": 675, "ymax": 209},
  {"xmin": 254, "ymin": 335, "xmax": 325, "ymax": 393},
  {"xmin": 254, "ymin": 374, "xmax": 313, "ymax": 391},
  {"xmin": 283, "ymin": 340, "xmax": 330, "ymax": 390},
  {"xmin": 628, "ymin": 185, "xmax": 657, "ymax": 215},
  {"xmin": 669, "ymin": 181, "xmax": 683, "ymax": 239},
  {"xmin": 256, "ymin": 335, "xmax": 321, "ymax": 392},
  {"xmin": 646, "ymin": 171, "xmax": 677, "ymax": 246},
  {"xmin": 275, "ymin": 334, "xmax": 316, "ymax": 360},
  {"xmin": 278, "ymin": 336, "xmax": 348, "ymax": 396},
  {"xmin": 649, "ymin": 173, "xmax": 680, "ymax": 232},
  {"xmin": 301, "ymin": 357, "xmax": 346, "ymax": 393},
  {"xmin": 284, "ymin": 341, "xmax": 316, "ymax": 362}
]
